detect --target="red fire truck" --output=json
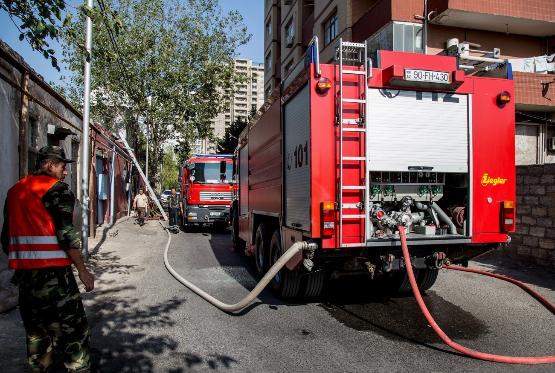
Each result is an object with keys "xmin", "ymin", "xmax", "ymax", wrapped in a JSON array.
[
  {"xmin": 230, "ymin": 39, "xmax": 515, "ymax": 299},
  {"xmin": 181, "ymin": 154, "xmax": 235, "ymax": 228}
]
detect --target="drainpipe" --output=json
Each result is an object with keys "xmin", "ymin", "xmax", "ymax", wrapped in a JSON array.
[
  {"xmin": 423, "ymin": 0, "xmax": 428, "ymax": 54},
  {"xmin": 109, "ymin": 145, "xmax": 116, "ymax": 225}
]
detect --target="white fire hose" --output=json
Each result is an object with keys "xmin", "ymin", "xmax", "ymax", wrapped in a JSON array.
[{"xmin": 162, "ymin": 223, "xmax": 317, "ymax": 313}]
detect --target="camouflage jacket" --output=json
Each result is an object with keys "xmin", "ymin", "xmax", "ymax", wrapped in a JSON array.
[{"xmin": 1, "ymin": 180, "xmax": 80, "ymax": 256}]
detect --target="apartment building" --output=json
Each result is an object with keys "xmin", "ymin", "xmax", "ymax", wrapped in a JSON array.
[
  {"xmin": 264, "ymin": 0, "xmax": 555, "ymax": 165},
  {"xmin": 205, "ymin": 59, "xmax": 265, "ymax": 153}
]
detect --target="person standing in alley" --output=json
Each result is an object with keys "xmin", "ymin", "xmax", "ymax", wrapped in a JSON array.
[
  {"xmin": 167, "ymin": 188, "xmax": 183, "ymax": 229},
  {"xmin": 133, "ymin": 188, "xmax": 149, "ymax": 226},
  {"xmin": 1, "ymin": 146, "xmax": 94, "ymax": 373}
]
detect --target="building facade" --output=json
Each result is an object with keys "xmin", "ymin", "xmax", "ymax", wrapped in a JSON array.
[
  {"xmin": 264, "ymin": 0, "xmax": 555, "ymax": 165},
  {"xmin": 206, "ymin": 59, "xmax": 265, "ymax": 153},
  {"xmin": 0, "ymin": 40, "xmax": 85, "ymax": 312}
]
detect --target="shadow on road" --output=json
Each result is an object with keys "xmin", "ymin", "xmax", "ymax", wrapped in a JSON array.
[
  {"xmin": 320, "ymin": 276, "xmax": 487, "ymax": 353},
  {"xmin": 472, "ymin": 251, "xmax": 555, "ymax": 291}
]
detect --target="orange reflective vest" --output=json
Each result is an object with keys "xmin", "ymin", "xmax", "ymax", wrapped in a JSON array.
[{"xmin": 6, "ymin": 175, "xmax": 72, "ymax": 269}]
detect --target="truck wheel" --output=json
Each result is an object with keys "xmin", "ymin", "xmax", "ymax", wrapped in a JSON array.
[
  {"xmin": 417, "ymin": 268, "xmax": 439, "ymax": 292},
  {"xmin": 269, "ymin": 230, "xmax": 301, "ymax": 298},
  {"xmin": 389, "ymin": 268, "xmax": 439, "ymax": 293},
  {"xmin": 231, "ymin": 213, "xmax": 245, "ymax": 252},
  {"xmin": 254, "ymin": 224, "xmax": 269, "ymax": 274},
  {"xmin": 302, "ymin": 270, "xmax": 326, "ymax": 298}
]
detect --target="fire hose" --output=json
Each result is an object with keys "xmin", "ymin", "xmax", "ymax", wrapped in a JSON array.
[
  {"xmin": 162, "ymin": 223, "xmax": 317, "ymax": 312},
  {"xmin": 398, "ymin": 226, "xmax": 555, "ymax": 364},
  {"xmin": 163, "ymin": 222, "xmax": 554, "ymax": 363}
]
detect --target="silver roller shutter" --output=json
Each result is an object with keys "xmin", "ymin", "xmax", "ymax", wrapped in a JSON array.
[{"xmin": 367, "ymin": 89, "xmax": 469, "ymax": 173}]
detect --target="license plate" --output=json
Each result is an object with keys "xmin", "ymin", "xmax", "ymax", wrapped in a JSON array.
[
  {"xmin": 404, "ymin": 69, "xmax": 451, "ymax": 84},
  {"xmin": 209, "ymin": 212, "xmax": 222, "ymax": 216}
]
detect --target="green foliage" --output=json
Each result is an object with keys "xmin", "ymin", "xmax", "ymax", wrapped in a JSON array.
[
  {"xmin": 59, "ymin": 0, "xmax": 250, "ymax": 186},
  {"xmin": 161, "ymin": 149, "xmax": 179, "ymax": 190},
  {"xmin": 217, "ymin": 117, "xmax": 247, "ymax": 154},
  {"xmin": 1, "ymin": 0, "xmax": 70, "ymax": 70}
]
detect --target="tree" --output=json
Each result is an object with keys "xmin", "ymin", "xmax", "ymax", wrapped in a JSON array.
[
  {"xmin": 217, "ymin": 117, "xmax": 247, "ymax": 154},
  {"xmin": 60, "ymin": 0, "xmax": 250, "ymax": 189},
  {"xmin": 1, "ymin": 0, "xmax": 72, "ymax": 70},
  {"xmin": 161, "ymin": 149, "xmax": 179, "ymax": 190}
]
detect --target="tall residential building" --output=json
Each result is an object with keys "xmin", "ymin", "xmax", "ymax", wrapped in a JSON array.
[
  {"xmin": 264, "ymin": 0, "xmax": 555, "ymax": 165},
  {"xmin": 205, "ymin": 59, "xmax": 265, "ymax": 153}
]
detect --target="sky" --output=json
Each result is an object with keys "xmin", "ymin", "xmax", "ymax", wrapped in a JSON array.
[{"xmin": 0, "ymin": 0, "xmax": 264, "ymax": 86}]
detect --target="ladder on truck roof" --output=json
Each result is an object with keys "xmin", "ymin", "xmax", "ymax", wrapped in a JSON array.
[{"xmin": 336, "ymin": 39, "xmax": 371, "ymax": 248}]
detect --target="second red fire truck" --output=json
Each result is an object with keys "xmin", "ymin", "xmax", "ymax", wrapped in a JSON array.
[
  {"xmin": 181, "ymin": 154, "xmax": 235, "ymax": 229},
  {"xmin": 230, "ymin": 39, "xmax": 516, "ymax": 298}
]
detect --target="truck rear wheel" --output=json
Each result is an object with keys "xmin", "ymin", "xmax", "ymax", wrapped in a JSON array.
[
  {"xmin": 269, "ymin": 230, "xmax": 302, "ymax": 299},
  {"xmin": 302, "ymin": 270, "xmax": 326, "ymax": 298},
  {"xmin": 390, "ymin": 268, "xmax": 439, "ymax": 293},
  {"xmin": 231, "ymin": 212, "xmax": 245, "ymax": 252},
  {"xmin": 417, "ymin": 268, "xmax": 439, "ymax": 292},
  {"xmin": 254, "ymin": 224, "xmax": 270, "ymax": 274}
]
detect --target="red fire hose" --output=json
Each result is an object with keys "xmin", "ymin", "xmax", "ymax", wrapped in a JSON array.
[{"xmin": 398, "ymin": 226, "xmax": 555, "ymax": 364}]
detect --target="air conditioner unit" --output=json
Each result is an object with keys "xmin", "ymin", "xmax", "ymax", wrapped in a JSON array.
[
  {"xmin": 548, "ymin": 137, "xmax": 555, "ymax": 152},
  {"xmin": 286, "ymin": 34, "xmax": 294, "ymax": 48}
]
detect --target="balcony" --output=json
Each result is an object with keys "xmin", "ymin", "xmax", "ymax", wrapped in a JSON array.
[{"xmin": 428, "ymin": 0, "xmax": 555, "ymax": 36}]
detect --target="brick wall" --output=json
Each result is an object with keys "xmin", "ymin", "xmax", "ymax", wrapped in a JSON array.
[{"xmin": 509, "ymin": 164, "xmax": 555, "ymax": 267}]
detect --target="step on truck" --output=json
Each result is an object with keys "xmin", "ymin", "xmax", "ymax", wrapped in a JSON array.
[
  {"xmin": 230, "ymin": 38, "xmax": 515, "ymax": 298},
  {"xmin": 181, "ymin": 154, "xmax": 235, "ymax": 229}
]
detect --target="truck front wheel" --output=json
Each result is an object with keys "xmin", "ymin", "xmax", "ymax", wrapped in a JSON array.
[
  {"xmin": 231, "ymin": 211, "xmax": 245, "ymax": 252},
  {"xmin": 269, "ymin": 229, "xmax": 302, "ymax": 298},
  {"xmin": 254, "ymin": 224, "xmax": 270, "ymax": 274}
]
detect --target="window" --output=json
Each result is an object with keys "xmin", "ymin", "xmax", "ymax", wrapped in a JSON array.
[
  {"xmin": 367, "ymin": 22, "xmax": 423, "ymax": 64},
  {"xmin": 324, "ymin": 12, "xmax": 338, "ymax": 46},
  {"xmin": 285, "ymin": 18, "xmax": 295, "ymax": 47},
  {"xmin": 193, "ymin": 162, "xmax": 233, "ymax": 184},
  {"xmin": 266, "ymin": 19, "xmax": 272, "ymax": 38},
  {"xmin": 265, "ymin": 51, "xmax": 272, "ymax": 71},
  {"xmin": 285, "ymin": 59, "xmax": 295, "ymax": 75},
  {"xmin": 27, "ymin": 117, "xmax": 39, "ymax": 174},
  {"xmin": 265, "ymin": 84, "xmax": 272, "ymax": 99}
]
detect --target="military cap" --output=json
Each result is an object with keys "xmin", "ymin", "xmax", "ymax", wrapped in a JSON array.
[{"xmin": 37, "ymin": 145, "xmax": 75, "ymax": 163}]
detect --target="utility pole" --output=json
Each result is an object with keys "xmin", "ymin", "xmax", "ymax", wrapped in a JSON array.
[
  {"xmin": 145, "ymin": 121, "xmax": 149, "ymax": 184},
  {"xmin": 80, "ymin": 0, "xmax": 93, "ymax": 260}
]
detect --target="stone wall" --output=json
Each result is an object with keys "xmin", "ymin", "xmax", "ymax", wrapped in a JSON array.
[{"xmin": 509, "ymin": 164, "xmax": 555, "ymax": 267}]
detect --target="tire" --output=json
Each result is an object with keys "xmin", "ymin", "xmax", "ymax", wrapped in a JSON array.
[
  {"xmin": 254, "ymin": 224, "xmax": 269, "ymax": 275},
  {"xmin": 302, "ymin": 269, "xmax": 326, "ymax": 298},
  {"xmin": 231, "ymin": 209, "xmax": 245, "ymax": 252},
  {"xmin": 389, "ymin": 268, "xmax": 439, "ymax": 294},
  {"xmin": 269, "ymin": 229, "xmax": 302, "ymax": 299},
  {"xmin": 417, "ymin": 268, "xmax": 439, "ymax": 292}
]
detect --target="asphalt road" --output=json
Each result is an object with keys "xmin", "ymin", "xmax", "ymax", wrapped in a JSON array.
[{"xmin": 1, "ymin": 220, "xmax": 554, "ymax": 372}]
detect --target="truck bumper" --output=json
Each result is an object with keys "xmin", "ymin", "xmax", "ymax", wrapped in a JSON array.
[{"xmin": 185, "ymin": 205, "xmax": 230, "ymax": 225}]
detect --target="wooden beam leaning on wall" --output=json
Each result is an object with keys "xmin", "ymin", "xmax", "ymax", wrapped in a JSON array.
[{"xmin": 18, "ymin": 71, "xmax": 30, "ymax": 178}]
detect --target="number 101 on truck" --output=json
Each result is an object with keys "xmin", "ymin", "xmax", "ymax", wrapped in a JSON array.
[{"xmin": 229, "ymin": 38, "xmax": 515, "ymax": 298}]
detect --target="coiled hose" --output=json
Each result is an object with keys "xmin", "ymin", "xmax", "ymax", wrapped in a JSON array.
[
  {"xmin": 398, "ymin": 226, "xmax": 555, "ymax": 364},
  {"xmin": 163, "ymin": 224, "xmax": 317, "ymax": 313}
]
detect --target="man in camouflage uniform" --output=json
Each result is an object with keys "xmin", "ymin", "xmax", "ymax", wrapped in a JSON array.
[{"xmin": 1, "ymin": 146, "xmax": 94, "ymax": 373}]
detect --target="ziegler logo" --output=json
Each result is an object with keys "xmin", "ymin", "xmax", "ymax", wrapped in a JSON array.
[{"xmin": 481, "ymin": 173, "xmax": 507, "ymax": 187}]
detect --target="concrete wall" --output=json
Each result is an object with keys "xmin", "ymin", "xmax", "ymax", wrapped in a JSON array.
[{"xmin": 509, "ymin": 164, "xmax": 555, "ymax": 267}]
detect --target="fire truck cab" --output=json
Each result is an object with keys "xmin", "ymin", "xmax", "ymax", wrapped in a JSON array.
[
  {"xmin": 181, "ymin": 154, "xmax": 235, "ymax": 228},
  {"xmin": 231, "ymin": 39, "xmax": 515, "ymax": 298}
]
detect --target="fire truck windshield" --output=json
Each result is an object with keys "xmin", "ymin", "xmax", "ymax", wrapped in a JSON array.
[{"xmin": 193, "ymin": 162, "xmax": 233, "ymax": 184}]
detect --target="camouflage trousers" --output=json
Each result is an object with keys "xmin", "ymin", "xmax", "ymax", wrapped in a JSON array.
[{"xmin": 14, "ymin": 267, "xmax": 91, "ymax": 373}]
